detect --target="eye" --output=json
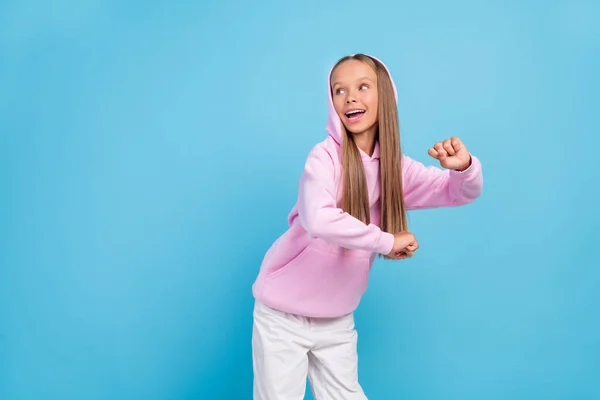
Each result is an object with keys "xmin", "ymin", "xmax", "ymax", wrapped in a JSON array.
[
  {"xmin": 335, "ymin": 88, "xmax": 345, "ymax": 95},
  {"xmin": 359, "ymin": 84, "xmax": 369, "ymax": 90}
]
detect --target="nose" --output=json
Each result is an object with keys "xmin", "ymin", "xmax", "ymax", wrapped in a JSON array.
[
  {"xmin": 344, "ymin": 88, "xmax": 358, "ymax": 103},
  {"xmin": 345, "ymin": 94, "xmax": 357, "ymax": 104}
]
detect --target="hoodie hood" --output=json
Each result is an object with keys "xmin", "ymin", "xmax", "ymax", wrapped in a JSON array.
[{"xmin": 325, "ymin": 54, "xmax": 399, "ymax": 148}]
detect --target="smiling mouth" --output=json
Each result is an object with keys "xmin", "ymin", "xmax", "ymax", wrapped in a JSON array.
[{"xmin": 345, "ymin": 109, "xmax": 366, "ymax": 122}]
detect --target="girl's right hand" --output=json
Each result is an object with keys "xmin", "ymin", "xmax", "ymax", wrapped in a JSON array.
[{"xmin": 386, "ymin": 232, "xmax": 419, "ymax": 259}]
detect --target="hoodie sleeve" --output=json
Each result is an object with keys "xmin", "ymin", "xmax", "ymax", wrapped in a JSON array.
[
  {"xmin": 297, "ymin": 146, "xmax": 395, "ymax": 255},
  {"xmin": 402, "ymin": 154, "xmax": 483, "ymax": 210}
]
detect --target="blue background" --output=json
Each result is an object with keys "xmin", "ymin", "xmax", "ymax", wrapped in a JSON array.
[{"xmin": 1, "ymin": 0, "xmax": 599, "ymax": 399}]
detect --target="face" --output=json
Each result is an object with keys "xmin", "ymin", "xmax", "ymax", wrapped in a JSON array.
[{"xmin": 331, "ymin": 59, "xmax": 379, "ymax": 136}]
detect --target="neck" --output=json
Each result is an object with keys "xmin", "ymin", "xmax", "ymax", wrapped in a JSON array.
[{"xmin": 352, "ymin": 127, "xmax": 377, "ymax": 156}]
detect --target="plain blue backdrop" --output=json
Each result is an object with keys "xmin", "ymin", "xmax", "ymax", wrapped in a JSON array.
[{"xmin": 1, "ymin": 0, "xmax": 599, "ymax": 399}]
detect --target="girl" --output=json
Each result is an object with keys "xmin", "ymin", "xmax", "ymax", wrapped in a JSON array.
[{"xmin": 251, "ymin": 54, "xmax": 483, "ymax": 399}]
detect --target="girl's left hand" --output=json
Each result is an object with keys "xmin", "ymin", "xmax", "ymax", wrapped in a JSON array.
[{"xmin": 428, "ymin": 136, "xmax": 472, "ymax": 171}]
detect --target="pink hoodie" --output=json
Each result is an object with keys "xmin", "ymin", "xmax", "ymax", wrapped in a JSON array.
[{"xmin": 251, "ymin": 56, "xmax": 483, "ymax": 318}]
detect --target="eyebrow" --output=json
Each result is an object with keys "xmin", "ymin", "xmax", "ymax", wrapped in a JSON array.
[{"xmin": 332, "ymin": 76, "xmax": 375, "ymax": 87}]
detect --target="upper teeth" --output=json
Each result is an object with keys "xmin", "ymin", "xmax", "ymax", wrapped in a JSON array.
[{"xmin": 347, "ymin": 110, "xmax": 364, "ymax": 115}]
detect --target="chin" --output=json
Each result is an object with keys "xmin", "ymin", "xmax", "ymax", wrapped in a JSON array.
[{"xmin": 343, "ymin": 122, "xmax": 377, "ymax": 136}]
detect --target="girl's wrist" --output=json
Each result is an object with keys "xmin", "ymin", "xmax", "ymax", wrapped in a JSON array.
[{"xmin": 454, "ymin": 155, "xmax": 472, "ymax": 172}]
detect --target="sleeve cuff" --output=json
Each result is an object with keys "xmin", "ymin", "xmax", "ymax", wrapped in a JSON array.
[
  {"xmin": 375, "ymin": 231, "xmax": 395, "ymax": 255},
  {"xmin": 450, "ymin": 155, "xmax": 481, "ymax": 180}
]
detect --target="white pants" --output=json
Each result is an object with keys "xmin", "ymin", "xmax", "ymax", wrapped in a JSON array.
[{"xmin": 252, "ymin": 301, "xmax": 368, "ymax": 400}]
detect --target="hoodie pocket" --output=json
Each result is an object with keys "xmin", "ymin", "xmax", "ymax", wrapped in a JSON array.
[
  {"xmin": 263, "ymin": 244, "xmax": 371, "ymax": 316},
  {"xmin": 264, "ymin": 244, "xmax": 312, "ymax": 280}
]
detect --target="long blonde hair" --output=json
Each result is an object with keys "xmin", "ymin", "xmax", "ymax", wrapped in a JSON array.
[{"xmin": 332, "ymin": 54, "xmax": 409, "ymax": 259}]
